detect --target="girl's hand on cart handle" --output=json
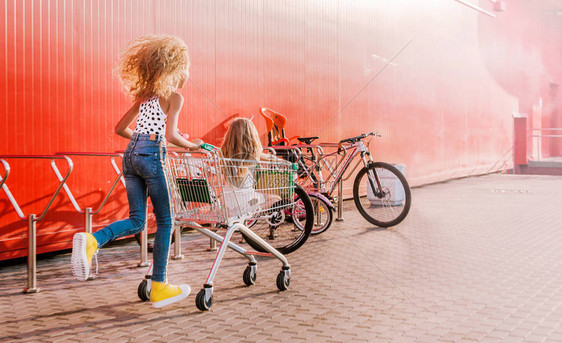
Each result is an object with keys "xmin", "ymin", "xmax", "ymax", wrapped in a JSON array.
[
  {"xmin": 188, "ymin": 138, "xmax": 204, "ymax": 151},
  {"xmin": 200, "ymin": 142, "xmax": 216, "ymax": 152}
]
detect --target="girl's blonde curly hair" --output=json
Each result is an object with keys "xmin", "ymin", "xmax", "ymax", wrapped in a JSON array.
[{"xmin": 116, "ymin": 35, "xmax": 190, "ymax": 101}]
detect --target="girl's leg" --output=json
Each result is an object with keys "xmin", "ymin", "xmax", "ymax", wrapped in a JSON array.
[
  {"xmin": 146, "ymin": 169, "xmax": 173, "ymax": 283},
  {"xmin": 147, "ymin": 169, "xmax": 191, "ymax": 308},
  {"xmin": 93, "ymin": 173, "xmax": 148, "ymax": 247},
  {"xmin": 125, "ymin": 139, "xmax": 189, "ymax": 308}
]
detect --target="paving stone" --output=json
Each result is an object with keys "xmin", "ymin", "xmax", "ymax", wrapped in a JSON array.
[{"xmin": 1, "ymin": 174, "xmax": 562, "ymax": 342}]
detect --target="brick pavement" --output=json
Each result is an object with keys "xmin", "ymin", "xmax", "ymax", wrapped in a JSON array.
[{"xmin": 1, "ymin": 173, "xmax": 562, "ymax": 342}]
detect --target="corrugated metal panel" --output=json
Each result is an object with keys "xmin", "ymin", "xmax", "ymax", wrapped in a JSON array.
[{"xmin": 2, "ymin": 0, "xmax": 561, "ymax": 259}]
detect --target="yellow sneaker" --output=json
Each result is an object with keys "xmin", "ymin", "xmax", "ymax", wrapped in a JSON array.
[
  {"xmin": 71, "ymin": 232, "xmax": 99, "ymax": 281},
  {"xmin": 150, "ymin": 281, "xmax": 191, "ymax": 308}
]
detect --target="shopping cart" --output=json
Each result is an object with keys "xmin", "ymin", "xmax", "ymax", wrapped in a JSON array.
[{"xmin": 137, "ymin": 146, "xmax": 313, "ymax": 311}]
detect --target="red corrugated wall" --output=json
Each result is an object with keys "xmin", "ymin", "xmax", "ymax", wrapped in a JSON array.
[{"xmin": 1, "ymin": 0, "xmax": 561, "ymax": 260}]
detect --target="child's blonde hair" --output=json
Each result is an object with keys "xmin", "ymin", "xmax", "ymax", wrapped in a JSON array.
[
  {"xmin": 221, "ymin": 118, "xmax": 263, "ymax": 187},
  {"xmin": 221, "ymin": 118, "xmax": 263, "ymax": 161},
  {"xmin": 116, "ymin": 35, "xmax": 190, "ymax": 101}
]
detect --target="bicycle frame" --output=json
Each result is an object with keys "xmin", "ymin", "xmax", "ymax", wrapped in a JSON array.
[{"xmin": 297, "ymin": 139, "xmax": 374, "ymax": 197}]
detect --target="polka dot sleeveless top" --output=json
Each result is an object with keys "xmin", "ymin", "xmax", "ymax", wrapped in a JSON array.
[{"xmin": 134, "ymin": 96, "xmax": 166, "ymax": 136}]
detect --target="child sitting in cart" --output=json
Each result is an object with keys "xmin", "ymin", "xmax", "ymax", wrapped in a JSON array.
[{"xmin": 220, "ymin": 118, "xmax": 285, "ymax": 217}]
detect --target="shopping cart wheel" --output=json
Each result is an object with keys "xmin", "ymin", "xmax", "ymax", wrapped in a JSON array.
[
  {"xmin": 196, "ymin": 287, "xmax": 213, "ymax": 311},
  {"xmin": 276, "ymin": 268, "xmax": 290, "ymax": 291},
  {"xmin": 137, "ymin": 279, "xmax": 150, "ymax": 302},
  {"xmin": 243, "ymin": 264, "xmax": 257, "ymax": 286}
]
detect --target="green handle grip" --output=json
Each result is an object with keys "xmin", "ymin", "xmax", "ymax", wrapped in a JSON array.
[{"xmin": 200, "ymin": 143, "xmax": 215, "ymax": 151}]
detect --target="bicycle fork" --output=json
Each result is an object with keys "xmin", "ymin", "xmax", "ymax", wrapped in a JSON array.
[{"xmin": 362, "ymin": 152, "xmax": 385, "ymax": 198}]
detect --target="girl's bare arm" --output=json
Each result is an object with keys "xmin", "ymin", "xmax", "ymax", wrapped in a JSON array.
[
  {"xmin": 115, "ymin": 102, "xmax": 141, "ymax": 139},
  {"xmin": 165, "ymin": 92, "xmax": 201, "ymax": 150}
]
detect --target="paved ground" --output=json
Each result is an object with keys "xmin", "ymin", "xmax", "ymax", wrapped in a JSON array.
[{"xmin": 1, "ymin": 173, "xmax": 562, "ymax": 342}]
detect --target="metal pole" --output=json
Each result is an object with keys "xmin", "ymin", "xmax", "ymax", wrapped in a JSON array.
[
  {"xmin": 336, "ymin": 180, "xmax": 344, "ymax": 221},
  {"xmin": 172, "ymin": 225, "xmax": 184, "ymax": 259},
  {"xmin": 24, "ymin": 214, "xmax": 39, "ymax": 293},
  {"xmin": 85, "ymin": 207, "xmax": 92, "ymax": 234},
  {"xmin": 209, "ymin": 236, "xmax": 217, "ymax": 251}
]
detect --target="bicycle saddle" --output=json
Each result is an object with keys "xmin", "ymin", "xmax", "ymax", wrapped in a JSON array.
[{"xmin": 297, "ymin": 136, "xmax": 319, "ymax": 144}]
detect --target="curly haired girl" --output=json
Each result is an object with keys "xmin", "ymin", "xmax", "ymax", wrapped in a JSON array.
[{"xmin": 71, "ymin": 35, "xmax": 200, "ymax": 308}]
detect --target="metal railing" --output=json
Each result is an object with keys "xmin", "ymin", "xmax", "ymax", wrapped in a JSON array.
[
  {"xmin": 54, "ymin": 152, "xmax": 124, "ymax": 234},
  {"xmin": 55, "ymin": 151, "xmax": 152, "ymax": 267},
  {"xmin": 0, "ymin": 155, "xmax": 73, "ymax": 293},
  {"xmin": 530, "ymin": 128, "xmax": 562, "ymax": 161}
]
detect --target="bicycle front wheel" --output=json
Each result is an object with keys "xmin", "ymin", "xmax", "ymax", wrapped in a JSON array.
[
  {"xmin": 353, "ymin": 162, "xmax": 411, "ymax": 227},
  {"xmin": 242, "ymin": 184, "xmax": 313, "ymax": 254}
]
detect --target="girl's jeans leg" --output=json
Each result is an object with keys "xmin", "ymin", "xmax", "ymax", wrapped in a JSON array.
[
  {"xmin": 91, "ymin": 135, "xmax": 172, "ymax": 283},
  {"xmin": 146, "ymin": 168, "xmax": 174, "ymax": 283},
  {"xmin": 93, "ymin": 173, "xmax": 148, "ymax": 247}
]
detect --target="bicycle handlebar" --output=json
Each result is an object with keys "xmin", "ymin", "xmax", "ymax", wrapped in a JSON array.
[{"xmin": 339, "ymin": 131, "xmax": 379, "ymax": 144}]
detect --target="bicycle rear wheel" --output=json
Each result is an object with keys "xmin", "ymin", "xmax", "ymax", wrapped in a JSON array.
[
  {"xmin": 353, "ymin": 162, "xmax": 411, "ymax": 227},
  {"xmin": 241, "ymin": 184, "xmax": 313, "ymax": 254}
]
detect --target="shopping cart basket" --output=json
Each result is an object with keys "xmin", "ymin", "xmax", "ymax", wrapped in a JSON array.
[{"xmin": 137, "ymin": 147, "xmax": 313, "ymax": 311}]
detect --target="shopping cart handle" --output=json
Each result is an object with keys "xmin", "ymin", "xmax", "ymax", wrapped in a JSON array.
[{"xmin": 200, "ymin": 143, "xmax": 216, "ymax": 152}]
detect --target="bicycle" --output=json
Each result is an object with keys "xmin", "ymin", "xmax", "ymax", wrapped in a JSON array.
[{"xmin": 276, "ymin": 131, "xmax": 411, "ymax": 234}]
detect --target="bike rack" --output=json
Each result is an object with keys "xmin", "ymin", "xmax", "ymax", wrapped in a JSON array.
[
  {"xmin": 267, "ymin": 144, "xmax": 347, "ymax": 221},
  {"xmin": 54, "ymin": 152, "xmax": 152, "ymax": 267},
  {"xmin": 267, "ymin": 144, "xmax": 349, "ymax": 219},
  {"xmin": 336, "ymin": 180, "xmax": 344, "ymax": 221},
  {"xmin": 54, "ymin": 152, "xmax": 125, "ymax": 234},
  {"xmin": 318, "ymin": 142, "xmax": 363, "ymax": 221},
  {"xmin": 0, "ymin": 155, "xmax": 73, "ymax": 293}
]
